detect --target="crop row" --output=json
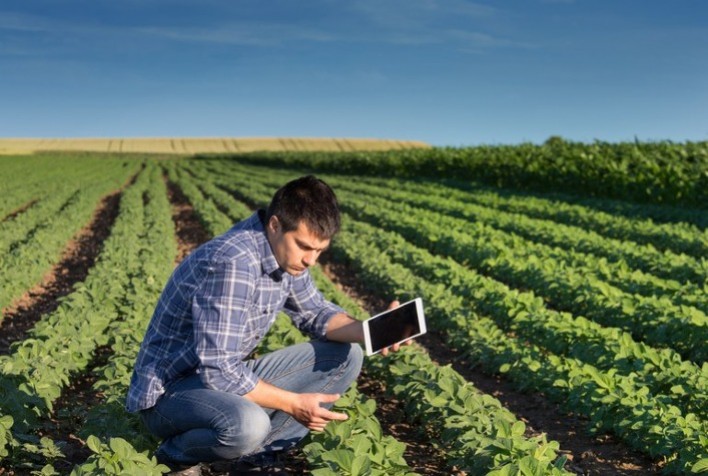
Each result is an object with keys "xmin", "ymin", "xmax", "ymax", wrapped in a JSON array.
[
  {"xmin": 247, "ymin": 174, "xmax": 708, "ymax": 362},
  {"xmin": 230, "ymin": 163, "xmax": 707, "ymax": 314},
  {"xmin": 0, "ymin": 155, "xmax": 115, "ymax": 220},
  {"xmin": 333, "ymin": 189, "xmax": 708, "ymax": 362},
  {"xmin": 329, "ymin": 221, "xmax": 708, "ymax": 475},
  {"xmin": 217, "ymin": 167, "xmax": 707, "ymax": 416},
  {"xmin": 72, "ymin": 164, "xmax": 184, "ymax": 474},
  {"xmin": 0, "ymin": 157, "xmax": 125, "ymax": 254},
  {"xmin": 0, "ymin": 187, "xmax": 82, "ymax": 255},
  {"xmin": 0, "ymin": 163, "xmax": 169, "ymax": 474},
  {"xmin": 192, "ymin": 163, "xmax": 706, "ymax": 474},
  {"xmin": 310, "ymin": 267, "xmax": 572, "ymax": 476},
  {"xmin": 78, "ymin": 164, "xmax": 177, "ymax": 443},
  {"xmin": 177, "ymin": 163, "xmax": 574, "ymax": 475},
  {"xmin": 320, "ymin": 176, "xmax": 707, "ymax": 311},
  {"xmin": 348, "ymin": 174, "xmax": 707, "ymax": 258},
  {"xmin": 0, "ymin": 159, "xmax": 141, "ymax": 319},
  {"xmin": 195, "ymin": 161, "xmax": 707, "ymax": 363},
  {"xmin": 228, "ymin": 160, "xmax": 706, "ymax": 290}
]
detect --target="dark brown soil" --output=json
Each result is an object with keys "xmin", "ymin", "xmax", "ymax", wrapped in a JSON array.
[
  {"xmin": 0, "ymin": 191, "xmax": 122, "ymax": 355},
  {"xmin": 1, "ymin": 198, "xmax": 39, "ymax": 223},
  {"xmin": 164, "ymin": 173, "xmax": 212, "ymax": 262},
  {"xmin": 318, "ymin": 255, "xmax": 664, "ymax": 476}
]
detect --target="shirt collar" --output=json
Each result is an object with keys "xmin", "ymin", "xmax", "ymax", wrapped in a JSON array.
[{"xmin": 256, "ymin": 209, "xmax": 285, "ymax": 281}]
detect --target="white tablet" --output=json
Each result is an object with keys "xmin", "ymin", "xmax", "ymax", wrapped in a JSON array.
[{"xmin": 363, "ymin": 298, "xmax": 426, "ymax": 356}]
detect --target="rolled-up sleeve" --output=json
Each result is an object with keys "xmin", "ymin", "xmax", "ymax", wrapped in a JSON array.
[
  {"xmin": 283, "ymin": 270, "xmax": 346, "ymax": 340},
  {"xmin": 192, "ymin": 257, "xmax": 259, "ymax": 395}
]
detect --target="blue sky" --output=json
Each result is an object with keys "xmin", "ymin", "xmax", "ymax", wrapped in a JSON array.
[{"xmin": 1, "ymin": 1, "xmax": 707, "ymax": 146}]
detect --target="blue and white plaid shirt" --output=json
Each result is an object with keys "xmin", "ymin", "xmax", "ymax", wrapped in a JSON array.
[{"xmin": 126, "ymin": 210, "xmax": 345, "ymax": 412}]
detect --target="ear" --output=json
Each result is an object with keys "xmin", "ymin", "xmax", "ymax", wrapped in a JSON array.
[{"xmin": 268, "ymin": 215, "xmax": 280, "ymax": 234}]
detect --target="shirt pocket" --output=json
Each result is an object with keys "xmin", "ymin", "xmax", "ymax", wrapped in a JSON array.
[{"xmin": 242, "ymin": 301, "xmax": 272, "ymax": 349}]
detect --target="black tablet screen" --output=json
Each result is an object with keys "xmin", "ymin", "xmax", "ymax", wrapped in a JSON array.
[{"xmin": 368, "ymin": 301, "xmax": 421, "ymax": 352}]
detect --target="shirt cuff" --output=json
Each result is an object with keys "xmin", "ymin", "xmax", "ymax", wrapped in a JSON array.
[{"xmin": 316, "ymin": 302, "xmax": 347, "ymax": 340}]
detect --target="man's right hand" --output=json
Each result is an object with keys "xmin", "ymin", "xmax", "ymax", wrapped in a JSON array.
[
  {"xmin": 289, "ymin": 392, "xmax": 348, "ymax": 431},
  {"xmin": 245, "ymin": 380, "xmax": 347, "ymax": 431}
]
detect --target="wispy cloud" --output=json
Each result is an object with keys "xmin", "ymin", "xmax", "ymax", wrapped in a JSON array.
[
  {"xmin": 137, "ymin": 23, "xmax": 337, "ymax": 46},
  {"xmin": 0, "ymin": 2, "xmax": 533, "ymax": 58},
  {"xmin": 347, "ymin": 0, "xmax": 531, "ymax": 51}
]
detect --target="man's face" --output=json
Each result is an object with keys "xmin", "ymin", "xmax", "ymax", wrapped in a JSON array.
[{"xmin": 267, "ymin": 216, "xmax": 330, "ymax": 276}]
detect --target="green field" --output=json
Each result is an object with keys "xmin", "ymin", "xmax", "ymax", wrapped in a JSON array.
[{"xmin": 0, "ymin": 140, "xmax": 706, "ymax": 475}]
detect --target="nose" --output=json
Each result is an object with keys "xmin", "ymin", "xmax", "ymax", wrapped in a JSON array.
[{"xmin": 303, "ymin": 250, "xmax": 319, "ymax": 267}]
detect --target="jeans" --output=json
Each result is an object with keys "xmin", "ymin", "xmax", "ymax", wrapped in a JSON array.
[{"xmin": 140, "ymin": 341, "xmax": 364, "ymax": 465}]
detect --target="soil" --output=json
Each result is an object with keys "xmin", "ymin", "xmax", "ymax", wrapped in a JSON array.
[
  {"xmin": 0, "ymin": 191, "xmax": 122, "ymax": 355},
  {"xmin": 1, "ymin": 199, "xmax": 39, "ymax": 223},
  {"xmin": 164, "ymin": 173, "xmax": 212, "ymax": 262}
]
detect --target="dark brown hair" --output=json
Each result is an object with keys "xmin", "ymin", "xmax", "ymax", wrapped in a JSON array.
[{"xmin": 265, "ymin": 175, "xmax": 340, "ymax": 239}]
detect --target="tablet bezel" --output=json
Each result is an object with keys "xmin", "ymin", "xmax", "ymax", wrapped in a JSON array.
[{"xmin": 362, "ymin": 297, "xmax": 426, "ymax": 356}]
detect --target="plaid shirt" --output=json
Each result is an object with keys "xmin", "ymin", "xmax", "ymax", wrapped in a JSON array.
[{"xmin": 126, "ymin": 210, "xmax": 344, "ymax": 412}]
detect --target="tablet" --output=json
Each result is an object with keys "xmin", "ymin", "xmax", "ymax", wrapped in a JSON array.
[{"xmin": 363, "ymin": 298, "xmax": 426, "ymax": 356}]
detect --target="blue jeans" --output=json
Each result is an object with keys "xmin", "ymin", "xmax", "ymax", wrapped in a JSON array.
[{"xmin": 140, "ymin": 341, "xmax": 364, "ymax": 465}]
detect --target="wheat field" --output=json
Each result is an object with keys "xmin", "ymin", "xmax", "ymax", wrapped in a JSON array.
[{"xmin": 0, "ymin": 137, "xmax": 429, "ymax": 155}]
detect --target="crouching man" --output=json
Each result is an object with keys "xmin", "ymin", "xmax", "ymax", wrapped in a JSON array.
[{"xmin": 126, "ymin": 175, "xmax": 399, "ymax": 475}]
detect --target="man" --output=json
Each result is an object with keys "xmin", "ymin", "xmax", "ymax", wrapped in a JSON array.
[{"xmin": 126, "ymin": 175, "xmax": 403, "ymax": 475}]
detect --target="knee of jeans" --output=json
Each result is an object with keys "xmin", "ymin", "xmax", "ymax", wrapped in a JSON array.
[
  {"xmin": 217, "ymin": 406, "xmax": 271, "ymax": 457},
  {"xmin": 345, "ymin": 343, "xmax": 364, "ymax": 379}
]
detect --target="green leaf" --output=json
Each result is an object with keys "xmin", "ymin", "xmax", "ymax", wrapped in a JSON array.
[
  {"xmin": 350, "ymin": 455, "xmax": 371, "ymax": 476},
  {"xmin": 487, "ymin": 465, "xmax": 514, "ymax": 476},
  {"xmin": 311, "ymin": 469, "xmax": 338, "ymax": 476},
  {"xmin": 692, "ymin": 459, "xmax": 708, "ymax": 474},
  {"xmin": 322, "ymin": 449, "xmax": 355, "ymax": 471},
  {"xmin": 109, "ymin": 438, "xmax": 132, "ymax": 459},
  {"xmin": 86, "ymin": 435, "xmax": 103, "ymax": 454},
  {"xmin": 350, "ymin": 434, "xmax": 372, "ymax": 455},
  {"xmin": 511, "ymin": 420, "xmax": 526, "ymax": 437}
]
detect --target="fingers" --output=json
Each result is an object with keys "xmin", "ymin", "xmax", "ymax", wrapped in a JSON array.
[
  {"xmin": 306, "ymin": 394, "xmax": 348, "ymax": 431},
  {"xmin": 380, "ymin": 344, "xmax": 397, "ymax": 356},
  {"xmin": 380, "ymin": 339, "xmax": 409, "ymax": 356},
  {"xmin": 319, "ymin": 393, "xmax": 341, "ymax": 404},
  {"xmin": 317, "ymin": 407, "xmax": 348, "ymax": 422}
]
